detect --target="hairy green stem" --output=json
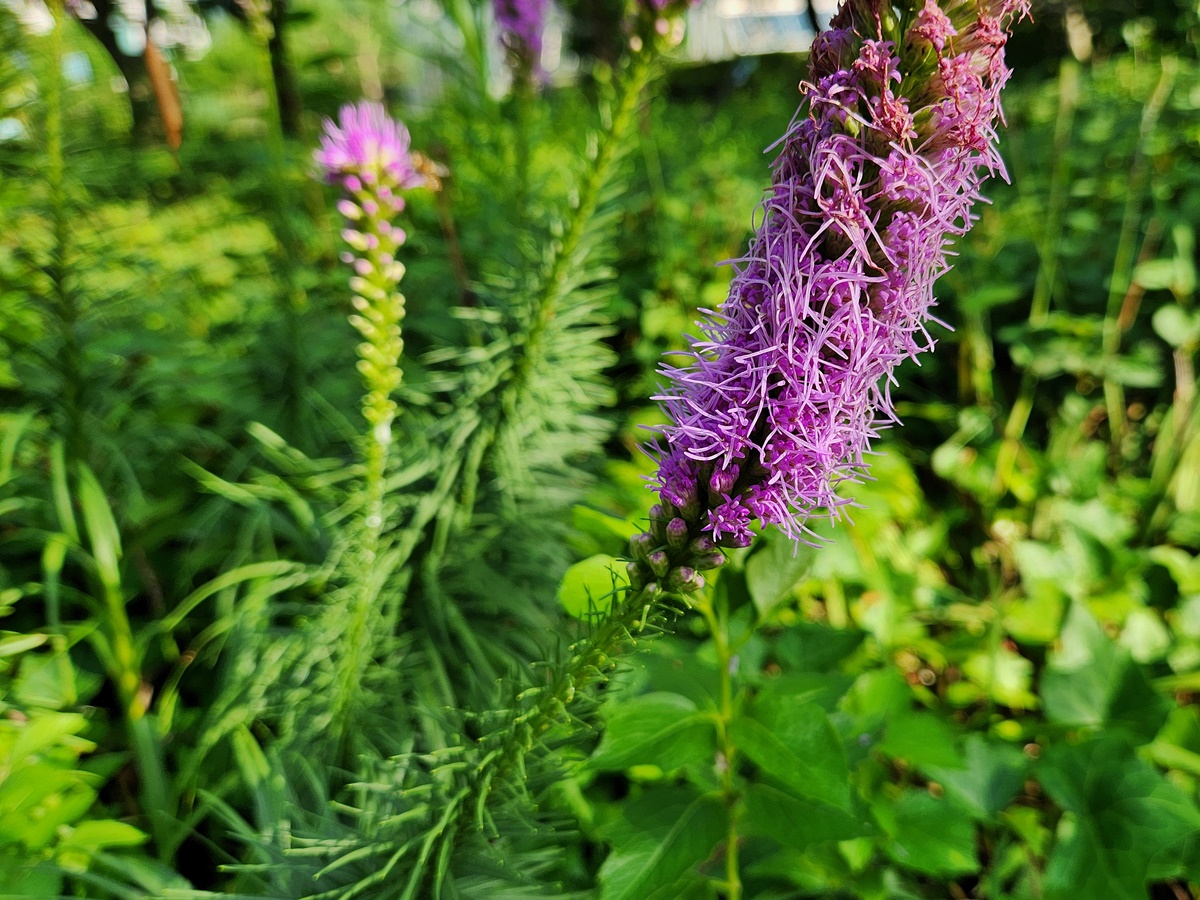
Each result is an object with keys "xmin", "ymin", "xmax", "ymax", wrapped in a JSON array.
[
  {"xmin": 401, "ymin": 579, "xmax": 679, "ymax": 896},
  {"xmin": 504, "ymin": 48, "xmax": 654, "ymax": 422},
  {"xmin": 424, "ymin": 48, "xmax": 657, "ymax": 574}
]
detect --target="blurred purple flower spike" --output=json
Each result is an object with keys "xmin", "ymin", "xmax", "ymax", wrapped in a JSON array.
[
  {"xmin": 646, "ymin": 0, "xmax": 1030, "ymax": 550},
  {"xmin": 494, "ymin": 0, "xmax": 550, "ymax": 78}
]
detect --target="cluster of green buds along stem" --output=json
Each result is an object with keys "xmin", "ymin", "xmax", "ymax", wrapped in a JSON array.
[{"xmin": 626, "ymin": 501, "xmax": 728, "ymax": 601}]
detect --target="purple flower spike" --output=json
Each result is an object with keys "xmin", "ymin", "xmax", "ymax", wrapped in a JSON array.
[
  {"xmin": 494, "ymin": 0, "xmax": 549, "ymax": 79},
  {"xmin": 645, "ymin": 0, "xmax": 1029, "ymax": 550},
  {"xmin": 314, "ymin": 101, "xmax": 424, "ymax": 194}
]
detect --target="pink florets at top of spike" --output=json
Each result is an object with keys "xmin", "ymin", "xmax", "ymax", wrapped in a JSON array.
[
  {"xmin": 639, "ymin": 0, "xmax": 1025, "ymax": 552},
  {"xmin": 314, "ymin": 101, "xmax": 425, "ymax": 196}
]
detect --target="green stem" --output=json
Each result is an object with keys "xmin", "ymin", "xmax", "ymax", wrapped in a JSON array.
[
  {"xmin": 330, "ymin": 210, "xmax": 408, "ymax": 750},
  {"xmin": 1101, "ymin": 58, "xmax": 1176, "ymax": 450},
  {"xmin": 1029, "ymin": 59, "xmax": 1080, "ymax": 326},
  {"xmin": 436, "ymin": 579, "xmax": 679, "ymax": 877},
  {"xmin": 1140, "ymin": 347, "xmax": 1199, "ymax": 541},
  {"xmin": 505, "ymin": 48, "xmax": 654, "ymax": 412},
  {"xmin": 434, "ymin": 49, "xmax": 657, "ymax": 545},
  {"xmin": 993, "ymin": 59, "xmax": 1079, "ymax": 500},
  {"xmin": 44, "ymin": 1, "xmax": 83, "ymax": 459},
  {"xmin": 699, "ymin": 596, "xmax": 741, "ymax": 900}
]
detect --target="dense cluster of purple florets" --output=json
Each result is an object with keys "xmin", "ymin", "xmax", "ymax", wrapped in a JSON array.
[{"xmin": 646, "ymin": 0, "xmax": 1029, "ymax": 556}]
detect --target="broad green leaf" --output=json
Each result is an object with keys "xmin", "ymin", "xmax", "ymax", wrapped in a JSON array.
[
  {"xmin": 1008, "ymin": 540, "xmax": 1075, "ymax": 643},
  {"xmin": 7, "ymin": 712, "xmax": 87, "ymax": 762},
  {"xmin": 1119, "ymin": 608, "xmax": 1172, "ymax": 663},
  {"xmin": 1152, "ymin": 304, "xmax": 1200, "ymax": 348},
  {"xmin": 1135, "ymin": 258, "xmax": 1180, "ymax": 291},
  {"xmin": 926, "ymin": 735, "xmax": 1027, "ymax": 821},
  {"xmin": 570, "ymin": 505, "xmax": 639, "ymax": 557},
  {"xmin": 558, "ymin": 554, "xmax": 622, "ymax": 618},
  {"xmin": 588, "ymin": 692, "xmax": 716, "ymax": 774},
  {"xmin": 0, "ymin": 856, "xmax": 61, "ymax": 898},
  {"xmin": 843, "ymin": 669, "xmax": 912, "ymax": 724},
  {"xmin": 881, "ymin": 791, "xmax": 980, "ymax": 878},
  {"xmin": 597, "ymin": 787, "xmax": 726, "ymax": 900},
  {"xmin": 741, "ymin": 782, "xmax": 862, "ymax": 848},
  {"xmin": 734, "ymin": 696, "xmax": 851, "ymax": 811},
  {"xmin": 879, "ymin": 713, "xmax": 963, "ymax": 769},
  {"xmin": 1040, "ymin": 601, "xmax": 1168, "ymax": 741},
  {"xmin": 962, "ymin": 647, "xmax": 1039, "ymax": 710},
  {"xmin": 1150, "ymin": 545, "xmax": 1200, "ymax": 594},
  {"xmin": 745, "ymin": 535, "xmax": 813, "ymax": 618},
  {"xmin": 14, "ymin": 651, "xmax": 79, "ymax": 709},
  {"xmin": 1040, "ymin": 737, "xmax": 1200, "ymax": 899},
  {"xmin": 772, "ymin": 622, "xmax": 863, "ymax": 674}
]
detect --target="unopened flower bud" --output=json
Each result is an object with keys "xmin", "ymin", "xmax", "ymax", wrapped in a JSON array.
[
  {"xmin": 626, "ymin": 561, "xmax": 645, "ymax": 590},
  {"xmin": 717, "ymin": 531, "xmax": 753, "ymax": 550},
  {"xmin": 337, "ymin": 199, "xmax": 362, "ymax": 220},
  {"xmin": 709, "ymin": 464, "xmax": 739, "ymax": 496},
  {"xmin": 666, "ymin": 517, "xmax": 688, "ymax": 549},
  {"xmin": 629, "ymin": 532, "xmax": 655, "ymax": 561},
  {"xmin": 694, "ymin": 550, "xmax": 726, "ymax": 571},
  {"xmin": 689, "ymin": 536, "xmax": 717, "ymax": 555},
  {"xmin": 341, "ymin": 229, "xmax": 369, "ymax": 252},
  {"xmin": 670, "ymin": 566, "xmax": 705, "ymax": 593},
  {"xmin": 647, "ymin": 550, "xmax": 669, "ymax": 578}
]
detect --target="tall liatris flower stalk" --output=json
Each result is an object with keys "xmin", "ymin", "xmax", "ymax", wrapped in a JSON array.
[
  {"xmin": 314, "ymin": 101, "xmax": 426, "ymax": 743},
  {"xmin": 628, "ymin": 0, "xmax": 1029, "ymax": 595},
  {"xmin": 317, "ymin": 101, "xmax": 424, "ymax": 468}
]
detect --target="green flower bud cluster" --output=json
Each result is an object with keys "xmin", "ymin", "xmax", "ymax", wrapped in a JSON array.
[
  {"xmin": 337, "ymin": 201, "xmax": 408, "ymax": 442},
  {"xmin": 626, "ymin": 503, "xmax": 727, "ymax": 600}
]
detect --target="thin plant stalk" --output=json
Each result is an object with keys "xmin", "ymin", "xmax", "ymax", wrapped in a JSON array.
[
  {"xmin": 993, "ymin": 57, "xmax": 1080, "ymax": 499},
  {"xmin": 44, "ymin": 0, "xmax": 84, "ymax": 458},
  {"xmin": 698, "ymin": 594, "xmax": 741, "ymax": 900},
  {"xmin": 1101, "ymin": 57, "xmax": 1176, "ymax": 449},
  {"xmin": 463, "ymin": 47, "xmax": 655, "ymax": 524}
]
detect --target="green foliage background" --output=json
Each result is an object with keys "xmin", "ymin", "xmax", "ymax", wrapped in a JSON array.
[{"xmin": 1, "ymin": 0, "xmax": 1200, "ymax": 897}]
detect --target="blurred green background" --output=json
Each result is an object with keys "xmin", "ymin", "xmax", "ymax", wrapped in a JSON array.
[{"xmin": 2, "ymin": 0, "xmax": 1200, "ymax": 897}]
